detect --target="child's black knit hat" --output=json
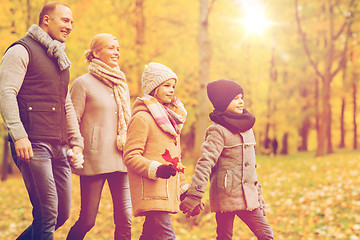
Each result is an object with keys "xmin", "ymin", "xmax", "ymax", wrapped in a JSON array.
[{"xmin": 207, "ymin": 79, "xmax": 244, "ymax": 112}]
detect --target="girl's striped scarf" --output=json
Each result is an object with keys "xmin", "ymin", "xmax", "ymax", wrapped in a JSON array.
[{"xmin": 140, "ymin": 95, "xmax": 187, "ymax": 137}]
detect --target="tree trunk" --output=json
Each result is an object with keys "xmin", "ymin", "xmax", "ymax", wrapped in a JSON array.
[
  {"xmin": 339, "ymin": 62, "xmax": 347, "ymax": 149},
  {"xmin": 280, "ymin": 132, "xmax": 288, "ymax": 155},
  {"xmin": 193, "ymin": 0, "xmax": 212, "ymax": 159},
  {"xmin": 1, "ymin": 135, "xmax": 11, "ymax": 181},
  {"xmin": 135, "ymin": 0, "xmax": 145, "ymax": 97},
  {"xmin": 316, "ymin": 78, "xmax": 329, "ymax": 156},
  {"xmin": 339, "ymin": 98, "xmax": 345, "ymax": 148},
  {"xmin": 26, "ymin": 0, "xmax": 31, "ymax": 29},
  {"xmin": 294, "ymin": 0, "xmax": 353, "ymax": 156},
  {"xmin": 317, "ymin": 74, "xmax": 332, "ymax": 156},
  {"xmin": 315, "ymin": 77, "xmax": 320, "ymax": 153},
  {"xmin": 353, "ymin": 80, "xmax": 358, "ymax": 149},
  {"xmin": 298, "ymin": 116, "xmax": 310, "ymax": 151}
]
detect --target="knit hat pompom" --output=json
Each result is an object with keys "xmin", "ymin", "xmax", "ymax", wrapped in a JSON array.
[
  {"xmin": 141, "ymin": 62, "xmax": 178, "ymax": 95},
  {"xmin": 207, "ymin": 79, "xmax": 244, "ymax": 112}
]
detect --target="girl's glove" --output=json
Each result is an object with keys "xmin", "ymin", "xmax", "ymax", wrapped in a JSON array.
[
  {"xmin": 67, "ymin": 149, "xmax": 84, "ymax": 169},
  {"xmin": 179, "ymin": 195, "xmax": 204, "ymax": 218},
  {"xmin": 156, "ymin": 164, "xmax": 177, "ymax": 179},
  {"xmin": 258, "ymin": 195, "xmax": 266, "ymax": 216}
]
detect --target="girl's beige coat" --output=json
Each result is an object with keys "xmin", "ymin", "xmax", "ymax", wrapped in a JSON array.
[{"xmin": 124, "ymin": 99, "xmax": 188, "ymax": 217}]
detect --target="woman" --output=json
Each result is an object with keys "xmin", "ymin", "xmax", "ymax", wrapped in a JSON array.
[
  {"xmin": 124, "ymin": 62, "xmax": 189, "ymax": 239},
  {"xmin": 66, "ymin": 33, "xmax": 132, "ymax": 240}
]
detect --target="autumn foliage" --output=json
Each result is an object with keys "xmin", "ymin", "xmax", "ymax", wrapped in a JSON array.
[
  {"xmin": 1, "ymin": 150, "xmax": 359, "ymax": 239},
  {"xmin": 0, "ymin": 0, "xmax": 359, "ymax": 156}
]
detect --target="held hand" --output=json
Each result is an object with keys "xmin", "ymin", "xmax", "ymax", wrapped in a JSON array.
[
  {"xmin": 72, "ymin": 146, "xmax": 83, "ymax": 158},
  {"xmin": 180, "ymin": 190, "xmax": 188, "ymax": 201},
  {"xmin": 14, "ymin": 137, "xmax": 33, "ymax": 163},
  {"xmin": 156, "ymin": 164, "xmax": 177, "ymax": 179},
  {"xmin": 179, "ymin": 195, "xmax": 203, "ymax": 218},
  {"xmin": 67, "ymin": 147, "xmax": 84, "ymax": 169}
]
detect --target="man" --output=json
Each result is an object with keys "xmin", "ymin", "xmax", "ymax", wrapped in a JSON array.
[{"xmin": 0, "ymin": 2, "xmax": 84, "ymax": 239}]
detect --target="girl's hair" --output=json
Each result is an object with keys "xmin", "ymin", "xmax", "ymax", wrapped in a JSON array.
[
  {"xmin": 149, "ymin": 88, "xmax": 158, "ymax": 97},
  {"xmin": 85, "ymin": 33, "xmax": 117, "ymax": 63}
]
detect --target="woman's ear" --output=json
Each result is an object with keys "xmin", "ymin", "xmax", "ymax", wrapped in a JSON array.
[{"xmin": 92, "ymin": 50, "xmax": 100, "ymax": 59}]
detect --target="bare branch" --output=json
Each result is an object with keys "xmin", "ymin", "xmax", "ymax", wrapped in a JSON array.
[
  {"xmin": 294, "ymin": 0, "xmax": 324, "ymax": 80},
  {"xmin": 208, "ymin": 0, "xmax": 216, "ymax": 13},
  {"xmin": 331, "ymin": 1, "xmax": 358, "ymax": 78},
  {"xmin": 333, "ymin": 0, "xmax": 356, "ymax": 40},
  {"xmin": 205, "ymin": 0, "xmax": 216, "ymax": 21}
]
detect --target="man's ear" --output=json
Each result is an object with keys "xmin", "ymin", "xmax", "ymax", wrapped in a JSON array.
[{"xmin": 42, "ymin": 15, "xmax": 51, "ymax": 27}]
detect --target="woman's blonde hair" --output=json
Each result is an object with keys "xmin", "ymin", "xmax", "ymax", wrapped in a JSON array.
[{"xmin": 85, "ymin": 33, "xmax": 117, "ymax": 63}]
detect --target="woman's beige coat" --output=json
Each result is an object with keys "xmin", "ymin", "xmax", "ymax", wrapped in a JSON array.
[
  {"xmin": 124, "ymin": 98, "xmax": 188, "ymax": 217},
  {"xmin": 70, "ymin": 73, "xmax": 130, "ymax": 175}
]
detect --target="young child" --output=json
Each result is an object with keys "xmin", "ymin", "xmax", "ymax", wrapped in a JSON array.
[
  {"xmin": 180, "ymin": 79, "xmax": 274, "ymax": 240},
  {"xmin": 124, "ymin": 62, "xmax": 189, "ymax": 240}
]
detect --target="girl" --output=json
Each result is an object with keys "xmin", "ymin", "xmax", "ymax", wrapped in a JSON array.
[{"xmin": 124, "ymin": 62, "xmax": 188, "ymax": 240}]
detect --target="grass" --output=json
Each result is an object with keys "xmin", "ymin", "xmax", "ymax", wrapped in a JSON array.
[{"xmin": 0, "ymin": 149, "xmax": 360, "ymax": 239}]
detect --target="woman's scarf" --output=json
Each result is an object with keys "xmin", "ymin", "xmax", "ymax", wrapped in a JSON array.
[
  {"xmin": 140, "ymin": 95, "xmax": 187, "ymax": 137},
  {"xmin": 88, "ymin": 59, "xmax": 131, "ymax": 151},
  {"xmin": 26, "ymin": 24, "xmax": 71, "ymax": 71},
  {"xmin": 209, "ymin": 109, "xmax": 255, "ymax": 133}
]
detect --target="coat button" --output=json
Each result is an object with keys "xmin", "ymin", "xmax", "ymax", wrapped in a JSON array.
[{"xmin": 52, "ymin": 107, "xmax": 56, "ymax": 111}]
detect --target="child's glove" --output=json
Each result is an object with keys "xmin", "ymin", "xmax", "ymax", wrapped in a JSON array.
[
  {"xmin": 179, "ymin": 195, "xmax": 204, "ymax": 218},
  {"xmin": 67, "ymin": 149, "xmax": 84, "ymax": 169},
  {"xmin": 156, "ymin": 164, "xmax": 177, "ymax": 179},
  {"xmin": 258, "ymin": 195, "xmax": 266, "ymax": 216},
  {"xmin": 180, "ymin": 190, "xmax": 188, "ymax": 201}
]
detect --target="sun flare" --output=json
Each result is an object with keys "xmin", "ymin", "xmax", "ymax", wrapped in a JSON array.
[
  {"xmin": 243, "ymin": 13, "xmax": 268, "ymax": 34},
  {"xmin": 240, "ymin": 3, "xmax": 270, "ymax": 35}
]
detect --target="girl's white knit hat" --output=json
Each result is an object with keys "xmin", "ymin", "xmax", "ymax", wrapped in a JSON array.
[{"xmin": 141, "ymin": 62, "xmax": 178, "ymax": 95}]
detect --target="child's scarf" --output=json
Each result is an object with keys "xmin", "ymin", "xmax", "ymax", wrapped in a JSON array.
[
  {"xmin": 209, "ymin": 109, "xmax": 255, "ymax": 133},
  {"xmin": 140, "ymin": 95, "xmax": 187, "ymax": 137}
]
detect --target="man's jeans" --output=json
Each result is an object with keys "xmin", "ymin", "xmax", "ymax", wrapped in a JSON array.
[
  {"xmin": 139, "ymin": 211, "xmax": 176, "ymax": 240},
  {"xmin": 10, "ymin": 140, "xmax": 72, "ymax": 240},
  {"xmin": 216, "ymin": 208, "xmax": 274, "ymax": 240}
]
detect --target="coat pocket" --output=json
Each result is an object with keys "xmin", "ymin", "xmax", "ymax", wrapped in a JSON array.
[
  {"xmin": 219, "ymin": 170, "xmax": 233, "ymax": 196},
  {"xmin": 26, "ymin": 101, "xmax": 61, "ymax": 136},
  {"xmin": 90, "ymin": 127, "xmax": 100, "ymax": 150},
  {"xmin": 142, "ymin": 177, "xmax": 169, "ymax": 200}
]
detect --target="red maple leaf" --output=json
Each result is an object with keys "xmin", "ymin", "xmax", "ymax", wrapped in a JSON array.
[{"xmin": 162, "ymin": 149, "xmax": 185, "ymax": 173}]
